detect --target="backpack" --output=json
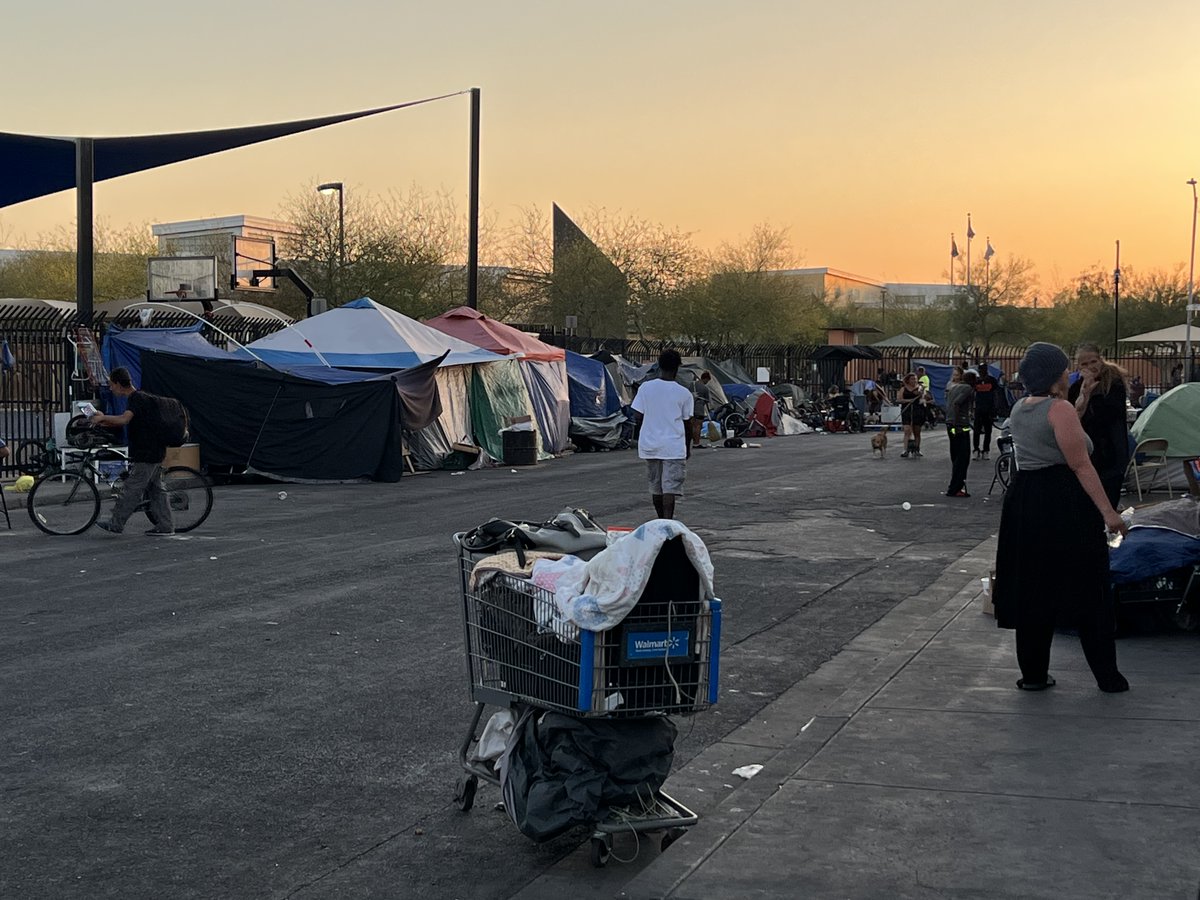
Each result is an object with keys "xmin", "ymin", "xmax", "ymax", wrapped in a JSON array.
[
  {"xmin": 460, "ymin": 508, "xmax": 608, "ymax": 566},
  {"xmin": 143, "ymin": 393, "xmax": 189, "ymax": 446}
]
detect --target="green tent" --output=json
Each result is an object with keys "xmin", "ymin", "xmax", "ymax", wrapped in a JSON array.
[
  {"xmin": 1131, "ymin": 384, "xmax": 1200, "ymax": 457},
  {"xmin": 469, "ymin": 359, "xmax": 547, "ymax": 463}
]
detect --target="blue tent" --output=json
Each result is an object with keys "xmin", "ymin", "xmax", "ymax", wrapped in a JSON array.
[
  {"xmin": 102, "ymin": 324, "xmax": 234, "ymax": 387},
  {"xmin": 565, "ymin": 351, "xmax": 623, "ymax": 417}
]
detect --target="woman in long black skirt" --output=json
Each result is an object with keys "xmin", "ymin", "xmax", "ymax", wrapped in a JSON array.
[{"xmin": 992, "ymin": 343, "xmax": 1130, "ymax": 693}]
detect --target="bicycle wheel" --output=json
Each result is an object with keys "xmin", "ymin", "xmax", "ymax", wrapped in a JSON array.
[
  {"xmin": 14, "ymin": 439, "xmax": 52, "ymax": 477},
  {"xmin": 995, "ymin": 451, "xmax": 1014, "ymax": 492},
  {"xmin": 27, "ymin": 471, "xmax": 100, "ymax": 535},
  {"xmin": 162, "ymin": 466, "xmax": 213, "ymax": 533},
  {"xmin": 724, "ymin": 413, "xmax": 748, "ymax": 437}
]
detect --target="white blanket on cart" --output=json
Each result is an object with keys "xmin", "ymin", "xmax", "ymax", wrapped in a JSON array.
[{"xmin": 531, "ymin": 519, "xmax": 715, "ymax": 641}]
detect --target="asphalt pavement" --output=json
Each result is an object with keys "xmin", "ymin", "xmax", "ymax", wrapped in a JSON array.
[{"xmin": 3, "ymin": 429, "xmax": 1013, "ymax": 899}]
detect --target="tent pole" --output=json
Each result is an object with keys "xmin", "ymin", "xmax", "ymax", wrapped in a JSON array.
[{"xmin": 75, "ymin": 138, "xmax": 94, "ymax": 323}]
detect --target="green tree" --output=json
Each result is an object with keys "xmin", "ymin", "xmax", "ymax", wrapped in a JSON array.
[
  {"xmin": 0, "ymin": 221, "xmax": 157, "ymax": 302},
  {"xmin": 946, "ymin": 254, "xmax": 1037, "ymax": 353}
]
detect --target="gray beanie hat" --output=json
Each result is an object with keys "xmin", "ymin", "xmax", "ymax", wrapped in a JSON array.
[{"xmin": 1019, "ymin": 342, "xmax": 1069, "ymax": 394}]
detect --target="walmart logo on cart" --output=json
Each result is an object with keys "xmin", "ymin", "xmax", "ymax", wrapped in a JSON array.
[{"xmin": 625, "ymin": 628, "xmax": 691, "ymax": 662}]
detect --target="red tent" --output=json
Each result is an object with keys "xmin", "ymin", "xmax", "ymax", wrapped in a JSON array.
[{"xmin": 425, "ymin": 307, "xmax": 564, "ymax": 362}]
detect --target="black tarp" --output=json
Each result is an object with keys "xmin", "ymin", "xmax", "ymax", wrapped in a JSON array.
[
  {"xmin": 811, "ymin": 345, "xmax": 882, "ymax": 393},
  {"xmin": 498, "ymin": 709, "xmax": 677, "ymax": 842},
  {"xmin": 140, "ymin": 351, "xmax": 440, "ymax": 483}
]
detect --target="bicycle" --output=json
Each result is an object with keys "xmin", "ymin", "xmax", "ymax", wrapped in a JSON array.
[
  {"xmin": 27, "ymin": 447, "xmax": 213, "ymax": 536},
  {"xmin": 988, "ymin": 433, "xmax": 1016, "ymax": 496}
]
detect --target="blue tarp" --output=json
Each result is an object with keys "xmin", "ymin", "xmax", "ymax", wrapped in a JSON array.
[
  {"xmin": 911, "ymin": 361, "xmax": 1002, "ymax": 407},
  {"xmin": 723, "ymin": 384, "xmax": 757, "ymax": 402},
  {"xmin": 102, "ymin": 324, "xmax": 233, "ymax": 387},
  {"xmin": 520, "ymin": 360, "xmax": 571, "ymax": 453},
  {"xmin": 565, "ymin": 351, "xmax": 622, "ymax": 418},
  {"xmin": 1110, "ymin": 528, "xmax": 1200, "ymax": 584}
]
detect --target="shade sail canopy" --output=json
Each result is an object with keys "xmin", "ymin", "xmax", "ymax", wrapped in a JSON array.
[
  {"xmin": 425, "ymin": 306, "xmax": 565, "ymax": 362},
  {"xmin": 0, "ymin": 96, "xmax": 461, "ymax": 209},
  {"xmin": 244, "ymin": 297, "xmax": 508, "ymax": 369},
  {"xmin": 1119, "ymin": 323, "xmax": 1195, "ymax": 344},
  {"xmin": 872, "ymin": 332, "xmax": 939, "ymax": 348}
]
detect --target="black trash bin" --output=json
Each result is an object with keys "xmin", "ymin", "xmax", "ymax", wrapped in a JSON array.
[{"xmin": 502, "ymin": 429, "xmax": 537, "ymax": 466}]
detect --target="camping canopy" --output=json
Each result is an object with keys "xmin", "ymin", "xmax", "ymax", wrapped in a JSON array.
[
  {"xmin": 813, "ymin": 345, "xmax": 882, "ymax": 393},
  {"xmin": 1119, "ymin": 323, "xmax": 1195, "ymax": 344},
  {"xmin": 872, "ymin": 332, "xmax": 939, "ymax": 348},
  {"xmin": 1131, "ymin": 384, "xmax": 1200, "ymax": 457},
  {"xmin": 426, "ymin": 307, "xmax": 571, "ymax": 453},
  {"xmin": 244, "ymin": 297, "xmax": 507, "ymax": 369}
]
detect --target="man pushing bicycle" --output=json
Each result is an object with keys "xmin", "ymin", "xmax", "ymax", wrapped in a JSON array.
[{"xmin": 88, "ymin": 367, "xmax": 174, "ymax": 536}]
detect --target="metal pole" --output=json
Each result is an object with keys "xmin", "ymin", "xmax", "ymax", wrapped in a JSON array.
[
  {"xmin": 337, "ymin": 185, "xmax": 345, "ymax": 304},
  {"xmin": 1113, "ymin": 240, "xmax": 1121, "ymax": 352},
  {"xmin": 966, "ymin": 213, "xmax": 972, "ymax": 294},
  {"xmin": 1187, "ymin": 179, "xmax": 1197, "ymax": 380},
  {"xmin": 466, "ymin": 86, "xmax": 481, "ymax": 310},
  {"xmin": 950, "ymin": 234, "xmax": 955, "ymax": 289},
  {"xmin": 75, "ymin": 138, "xmax": 94, "ymax": 323}
]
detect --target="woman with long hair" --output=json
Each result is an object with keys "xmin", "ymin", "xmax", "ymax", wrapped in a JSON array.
[
  {"xmin": 993, "ymin": 343, "xmax": 1129, "ymax": 693},
  {"xmin": 1067, "ymin": 342, "xmax": 1130, "ymax": 508},
  {"xmin": 898, "ymin": 372, "xmax": 925, "ymax": 457}
]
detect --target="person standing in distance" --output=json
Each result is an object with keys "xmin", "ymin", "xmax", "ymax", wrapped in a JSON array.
[
  {"xmin": 972, "ymin": 361, "xmax": 1000, "ymax": 460},
  {"xmin": 691, "ymin": 371, "xmax": 714, "ymax": 449},
  {"xmin": 631, "ymin": 349, "xmax": 694, "ymax": 520},
  {"xmin": 89, "ymin": 366, "xmax": 174, "ymax": 535}
]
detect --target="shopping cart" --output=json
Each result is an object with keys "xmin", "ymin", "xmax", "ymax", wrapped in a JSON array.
[{"xmin": 452, "ymin": 530, "xmax": 722, "ymax": 866}]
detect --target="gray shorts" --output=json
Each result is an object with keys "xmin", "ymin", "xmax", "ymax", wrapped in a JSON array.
[{"xmin": 646, "ymin": 459, "xmax": 686, "ymax": 496}]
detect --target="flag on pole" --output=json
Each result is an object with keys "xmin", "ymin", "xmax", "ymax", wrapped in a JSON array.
[
  {"xmin": 951, "ymin": 237, "xmax": 959, "ymax": 258},
  {"xmin": 966, "ymin": 220, "xmax": 975, "ymax": 240},
  {"xmin": 984, "ymin": 240, "xmax": 995, "ymax": 261}
]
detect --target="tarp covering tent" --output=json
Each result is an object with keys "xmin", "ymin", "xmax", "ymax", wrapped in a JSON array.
[
  {"xmin": 872, "ymin": 332, "xmax": 939, "ymax": 349},
  {"xmin": 139, "ymin": 351, "xmax": 441, "ymax": 482},
  {"xmin": 588, "ymin": 349, "xmax": 636, "ymax": 406},
  {"xmin": 243, "ymin": 297, "xmax": 507, "ymax": 369},
  {"xmin": 426, "ymin": 307, "xmax": 571, "ymax": 453},
  {"xmin": 1131, "ymin": 384, "xmax": 1200, "ymax": 457},
  {"xmin": 102, "ymin": 323, "xmax": 231, "ymax": 387},
  {"xmin": 565, "ymin": 351, "xmax": 623, "ymax": 418}
]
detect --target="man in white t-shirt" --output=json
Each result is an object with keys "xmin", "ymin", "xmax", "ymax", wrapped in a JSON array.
[{"xmin": 631, "ymin": 349, "xmax": 694, "ymax": 520}]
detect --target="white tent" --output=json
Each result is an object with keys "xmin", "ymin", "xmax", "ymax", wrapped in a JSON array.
[
  {"xmin": 1119, "ymin": 323, "xmax": 1194, "ymax": 344},
  {"xmin": 244, "ymin": 297, "xmax": 507, "ymax": 369}
]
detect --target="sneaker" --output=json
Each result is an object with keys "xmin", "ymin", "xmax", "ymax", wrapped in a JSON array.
[
  {"xmin": 952, "ymin": 489, "xmax": 971, "ymax": 498},
  {"xmin": 144, "ymin": 528, "xmax": 176, "ymax": 536},
  {"xmin": 914, "ymin": 449, "xmax": 923, "ymax": 457},
  {"xmin": 900, "ymin": 451, "xmax": 910, "ymax": 458},
  {"xmin": 95, "ymin": 520, "xmax": 122, "ymax": 534},
  {"xmin": 983, "ymin": 451, "xmax": 990, "ymax": 460}
]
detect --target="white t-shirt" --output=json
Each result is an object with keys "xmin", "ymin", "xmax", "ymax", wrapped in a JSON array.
[{"xmin": 632, "ymin": 378, "xmax": 694, "ymax": 460}]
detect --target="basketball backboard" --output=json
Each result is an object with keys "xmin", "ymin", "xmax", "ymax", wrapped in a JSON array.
[
  {"xmin": 147, "ymin": 256, "xmax": 217, "ymax": 303},
  {"xmin": 232, "ymin": 235, "xmax": 277, "ymax": 292}
]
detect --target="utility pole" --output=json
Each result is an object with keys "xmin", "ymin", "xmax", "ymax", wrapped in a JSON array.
[{"xmin": 466, "ymin": 87, "xmax": 481, "ymax": 309}]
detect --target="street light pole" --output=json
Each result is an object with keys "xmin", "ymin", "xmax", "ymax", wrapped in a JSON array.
[
  {"xmin": 466, "ymin": 87, "xmax": 481, "ymax": 310},
  {"xmin": 1187, "ymin": 178, "xmax": 1197, "ymax": 380},
  {"xmin": 317, "ymin": 182, "xmax": 345, "ymax": 306}
]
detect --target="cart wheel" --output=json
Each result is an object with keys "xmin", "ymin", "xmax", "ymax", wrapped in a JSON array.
[
  {"xmin": 590, "ymin": 835, "xmax": 612, "ymax": 868},
  {"xmin": 1159, "ymin": 597, "xmax": 1200, "ymax": 632},
  {"xmin": 660, "ymin": 827, "xmax": 687, "ymax": 852},
  {"xmin": 454, "ymin": 774, "xmax": 478, "ymax": 812}
]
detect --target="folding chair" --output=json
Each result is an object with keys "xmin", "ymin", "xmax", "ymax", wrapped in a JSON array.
[{"xmin": 1125, "ymin": 438, "xmax": 1172, "ymax": 501}]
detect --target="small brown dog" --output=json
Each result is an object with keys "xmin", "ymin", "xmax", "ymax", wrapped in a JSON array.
[{"xmin": 870, "ymin": 431, "xmax": 888, "ymax": 458}]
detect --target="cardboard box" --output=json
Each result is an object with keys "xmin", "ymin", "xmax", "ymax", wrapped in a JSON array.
[{"xmin": 163, "ymin": 444, "xmax": 200, "ymax": 470}]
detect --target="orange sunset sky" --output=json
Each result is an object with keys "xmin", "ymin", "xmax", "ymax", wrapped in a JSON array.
[{"xmin": 1, "ymin": 0, "xmax": 1197, "ymax": 290}]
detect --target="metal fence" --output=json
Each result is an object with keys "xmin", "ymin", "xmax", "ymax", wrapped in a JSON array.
[
  {"xmin": 0, "ymin": 309, "xmax": 286, "ymax": 473},
  {"xmin": 3, "ymin": 309, "xmax": 1191, "ymax": 474}
]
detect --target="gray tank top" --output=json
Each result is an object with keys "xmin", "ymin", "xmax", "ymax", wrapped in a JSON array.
[{"xmin": 1009, "ymin": 397, "xmax": 1092, "ymax": 470}]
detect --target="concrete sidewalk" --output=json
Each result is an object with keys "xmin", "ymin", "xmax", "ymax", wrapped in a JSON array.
[{"xmin": 618, "ymin": 539, "xmax": 1200, "ymax": 900}]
